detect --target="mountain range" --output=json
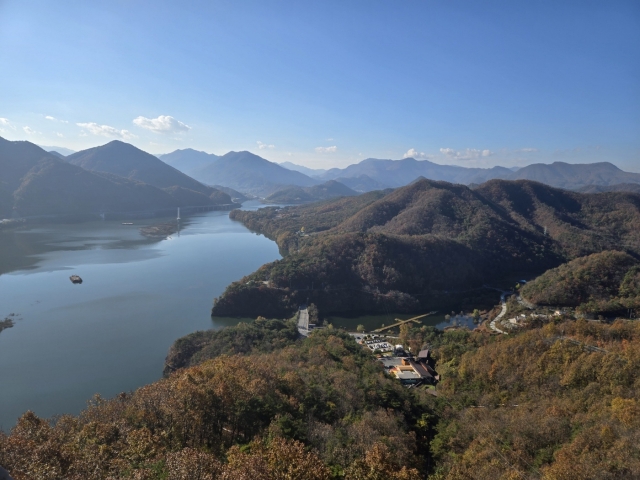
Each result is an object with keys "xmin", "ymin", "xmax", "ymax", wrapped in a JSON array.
[
  {"xmin": 160, "ymin": 147, "xmax": 640, "ymax": 196},
  {"xmin": 318, "ymin": 157, "xmax": 640, "ymax": 191},
  {"xmin": 0, "ymin": 138, "xmax": 233, "ymax": 218}
]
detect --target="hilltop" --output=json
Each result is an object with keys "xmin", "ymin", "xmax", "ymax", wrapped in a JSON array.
[{"xmin": 216, "ymin": 179, "xmax": 640, "ymax": 317}]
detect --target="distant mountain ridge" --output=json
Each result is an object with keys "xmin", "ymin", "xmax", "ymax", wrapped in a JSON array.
[
  {"xmin": 320, "ymin": 158, "xmax": 640, "ymax": 191},
  {"xmin": 159, "ymin": 148, "xmax": 220, "ymax": 174},
  {"xmin": 508, "ymin": 161, "xmax": 640, "ymax": 189},
  {"xmin": 159, "ymin": 147, "xmax": 638, "ymax": 196},
  {"xmin": 264, "ymin": 180, "xmax": 357, "ymax": 204},
  {"xmin": 278, "ymin": 161, "xmax": 327, "ymax": 177},
  {"xmin": 38, "ymin": 145, "xmax": 76, "ymax": 157}
]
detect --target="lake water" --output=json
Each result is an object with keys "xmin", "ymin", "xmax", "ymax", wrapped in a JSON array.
[{"xmin": 0, "ymin": 202, "xmax": 281, "ymax": 431}]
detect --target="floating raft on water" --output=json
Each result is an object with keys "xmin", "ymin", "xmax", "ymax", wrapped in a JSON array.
[{"xmin": 69, "ymin": 275, "xmax": 83, "ymax": 284}]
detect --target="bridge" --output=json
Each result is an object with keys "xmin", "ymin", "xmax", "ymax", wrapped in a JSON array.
[{"xmin": 372, "ymin": 312, "xmax": 436, "ymax": 333}]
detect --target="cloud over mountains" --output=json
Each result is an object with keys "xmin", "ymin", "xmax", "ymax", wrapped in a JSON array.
[
  {"xmin": 77, "ymin": 122, "xmax": 136, "ymax": 140},
  {"xmin": 133, "ymin": 115, "xmax": 191, "ymax": 134}
]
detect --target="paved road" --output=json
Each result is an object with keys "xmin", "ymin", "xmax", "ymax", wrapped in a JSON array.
[
  {"xmin": 489, "ymin": 295, "xmax": 509, "ymax": 335},
  {"xmin": 297, "ymin": 307, "xmax": 310, "ymax": 337}
]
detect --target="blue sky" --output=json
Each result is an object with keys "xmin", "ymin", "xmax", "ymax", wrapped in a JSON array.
[{"xmin": 1, "ymin": 0, "xmax": 638, "ymax": 171}]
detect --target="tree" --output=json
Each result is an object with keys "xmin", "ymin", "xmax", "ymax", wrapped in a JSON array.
[{"xmin": 357, "ymin": 324, "xmax": 366, "ymax": 333}]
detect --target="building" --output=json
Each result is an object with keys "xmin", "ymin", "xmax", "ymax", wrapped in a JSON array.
[{"xmin": 390, "ymin": 357, "xmax": 439, "ymax": 386}]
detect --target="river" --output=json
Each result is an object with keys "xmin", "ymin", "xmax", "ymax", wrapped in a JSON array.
[{"xmin": 0, "ymin": 202, "xmax": 280, "ymax": 431}]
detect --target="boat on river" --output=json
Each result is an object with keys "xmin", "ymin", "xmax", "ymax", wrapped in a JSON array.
[{"xmin": 69, "ymin": 275, "xmax": 83, "ymax": 284}]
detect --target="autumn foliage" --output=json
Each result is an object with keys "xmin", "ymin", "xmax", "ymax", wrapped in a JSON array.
[{"xmin": 0, "ymin": 330, "xmax": 425, "ymax": 479}]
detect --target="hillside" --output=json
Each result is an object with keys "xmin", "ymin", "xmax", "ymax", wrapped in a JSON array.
[
  {"xmin": 319, "ymin": 157, "xmax": 640, "ymax": 191},
  {"xmin": 216, "ymin": 179, "xmax": 640, "ymax": 317},
  {"xmin": 334, "ymin": 174, "xmax": 387, "ymax": 192},
  {"xmin": 521, "ymin": 250, "xmax": 640, "ymax": 315},
  {"xmin": 578, "ymin": 183, "xmax": 640, "ymax": 194},
  {"xmin": 2, "ymin": 314, "xmax": 638, "ymax": 478},
  {"xmin": 0, "ymin": 327, "xmax": 430, "ymax": 479},
  {"xmin": 190, "ymin": 151, "xmax": 319, "ymax": 197},
  {"xmin": 210, "ymin": 184, "xmax": 251, "ymax": 202},
  {"xmin": 264, "ymin": 180, "xmax": 357, "ymax": 204},
  {"xmin": 67, "ymin": 141, "xmax": 230, "ymax": 204}
]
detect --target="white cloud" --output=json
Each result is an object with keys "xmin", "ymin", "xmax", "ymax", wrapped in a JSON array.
[
  {"xmin": 315, "ymin": 146, "xmax": 337, "ymax": 153},
  {"xmin": 257, "ymin": 141, "xmax": 275, "ymax": 150},
  {"xmin": 23, "ymin": 126, "xmax": 38, "ymax": 135},
  {"xmin": 440, "ymin": 148, "xmax": 494, "ymax": 160},
  {"xmin": 518, "ymin": 147, "xmax": 538, "ymax": 153},
  {"xmin": 0, "ymin": 118, "xmax": 16, "ymax": 133},
  {"xmin": 77, "ymin": 122, "xmax": 136, "ymax": 140},
  {"xmin": 133, "ymin": 115, "xmax": 190, "ymax": 134},
  {"xmin": 45, "ymin": 115, "xmax": 68, "ymax": 123},
  {"xmin": 403, "ymin": 148, "xmax": 431, "ymax": 160},
  {"xmin": 56, "ymin": 132, "xmax": 64, "ymax": 138}
]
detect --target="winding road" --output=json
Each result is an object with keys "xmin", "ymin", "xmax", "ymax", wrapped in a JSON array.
[{"xmin": 489, "ymin": 294, "xmax": 509, "ymax": 335}]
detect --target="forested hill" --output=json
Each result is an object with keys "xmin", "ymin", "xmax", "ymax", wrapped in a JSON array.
[
  {"xmin": 521, "ymin": 250, "xmax": 640, "ymax": 315},
  {"xmin": 3, "ymin": 307, "xmax": 639, "ymax": 478},
  {"xmin": 216, "ymin": 179, "xmax": 640, "ymax": 317}
]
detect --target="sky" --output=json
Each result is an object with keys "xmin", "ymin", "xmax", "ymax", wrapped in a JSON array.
[{"xmin": 0, "ymin": 0, "xmax": 638, "ymax": 171}]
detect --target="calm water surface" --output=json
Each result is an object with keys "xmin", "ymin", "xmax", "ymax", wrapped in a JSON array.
[{"xmin": 0, "ymin": 202, "xmax": 280, "ymax": 430}]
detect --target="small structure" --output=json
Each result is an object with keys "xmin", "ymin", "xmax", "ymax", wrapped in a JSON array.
[
  {"xmin": 389, "ymin": 355, "xmax": 439, "ymax": 386},
  {"xmin": 69, "ymin": 275, "xmax": 83, "ymax": 284},
  {"xmin": 363, "ymin": 339, "xmax": 393, "ymax": 353}
]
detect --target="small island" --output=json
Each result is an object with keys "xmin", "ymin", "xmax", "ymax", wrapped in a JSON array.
[{"xmin": 139, "ymin": 223, "xmax": 178, "ymax": 238}]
